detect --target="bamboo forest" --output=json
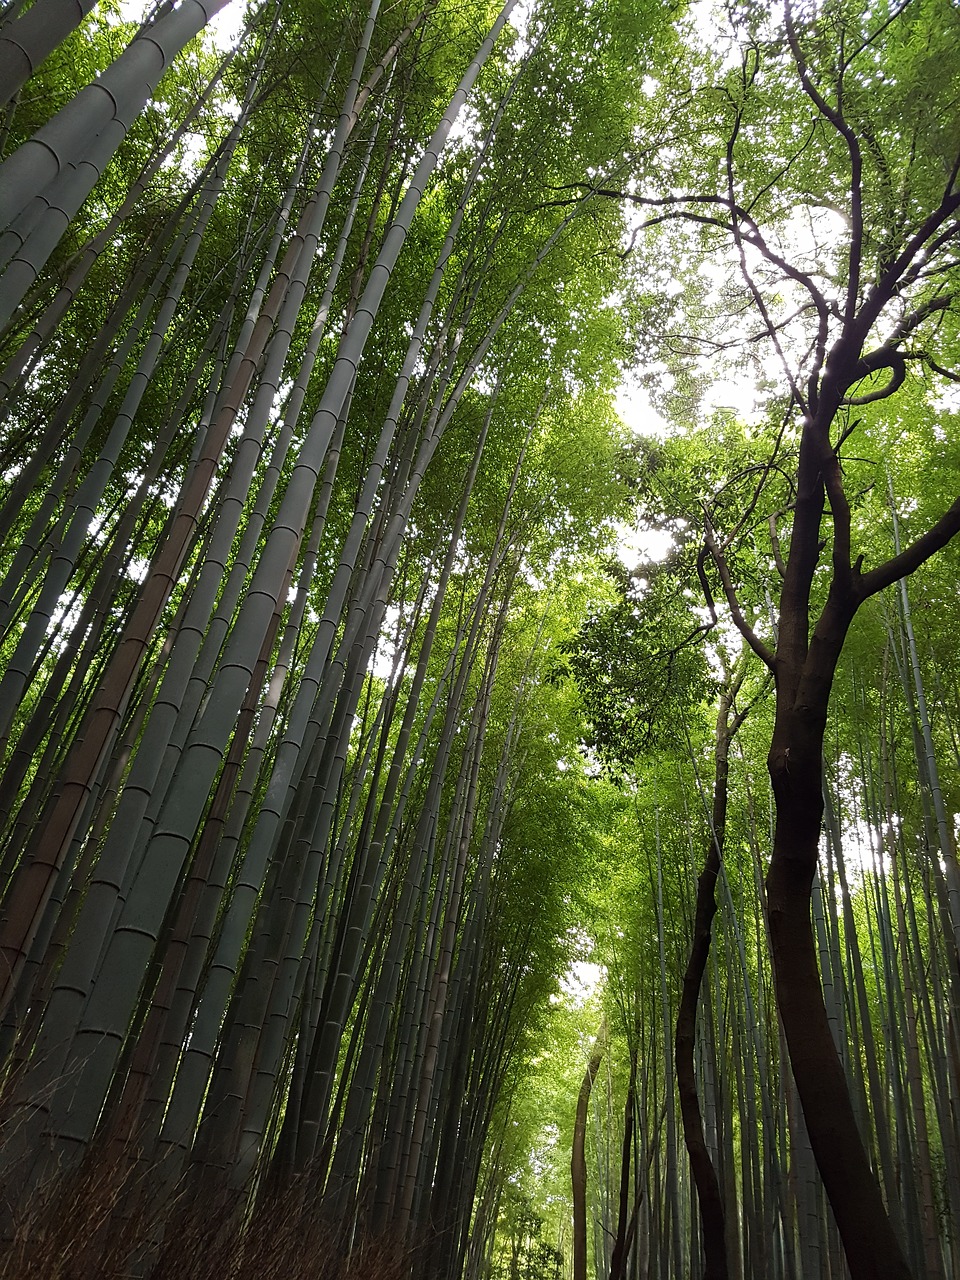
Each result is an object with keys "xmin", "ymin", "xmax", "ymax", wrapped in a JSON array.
[{"xmin": 1, "ymin": 0, "xmax": 960, "ymax": 1276}]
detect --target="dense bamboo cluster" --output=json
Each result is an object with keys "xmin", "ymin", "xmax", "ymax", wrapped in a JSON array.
[
  {"xmin": 529, "ymin": 545, "xmax": 960, "ymax": 1280},
  {"xmin": 0, "ymin": 1, "xmax": 646, "ymax": 1272},
  {"xmin": 2, "ymin": 0, "xmax": 960, "ymax": 1277}
]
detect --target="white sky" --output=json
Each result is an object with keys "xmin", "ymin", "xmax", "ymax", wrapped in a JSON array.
[
  {"xmin": 208, "ymin": 0, "xmax": 247, "ymax": 48},
  {"xmin": 612, "ymin": 381, "xmax": 673, "ymax": 567},
  {"xmin": 119, "ymin": 0, "xmax": 248, "ymax": 47}
]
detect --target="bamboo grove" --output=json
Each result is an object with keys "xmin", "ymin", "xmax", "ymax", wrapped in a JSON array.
[
  {"xmin": 0, "ymin": 0, "xmax": 959, "ymax": 1278},
  {"xmin": 549, "ymin": 450, "xmax": 960, "ymax": 1280}
]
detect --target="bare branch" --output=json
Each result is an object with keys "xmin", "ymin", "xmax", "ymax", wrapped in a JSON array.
[
  {"xmin": 843, "ymin": 351, "xmax": 906, "ymax": 405},
  {"xmin": 945, "ymin": 144, "xmax": 960, "ymax": 198},
  {"xmin": 810, "ymin": 198, "xmax": 853, "ymax": 228},
  {"xmin": 724, "ymin": 93, "xmax": 815, "ymax": 418},
  {"xmin": 561, "ymin": 185, "xmax": 832, "ymax": 330},
  {"xmin": 817, "ymin": 433, "xmax": 854, "ymax": 585},
  {"xmin": 696, "ymin": 543, "xmax": 719, "ymax": 625},
  {"xmin": 834, "ymin": 295, "xmax": 952, "ymax": 403},
  {"xmin": 857, "ymin": 494, "xmax": 960, "ymax": 599},
  {"xmin": 859, "ymin": 199, "xmax": 960, "ymax": 336},
  {"xmin": 769, "ymin": 511, "xmax": 787, "ymax": 578},
  {"xmin": 730, "ymin": 235, "xmax": 809, "ymax": 415},
  {"xmin": 784, "ymin": 0, "xmax": 865, "ymax": 324},
  {"xmin": 731, "ymin": 669, "xmax": 774, "ymax": 734},
  {"xmin": 822, "ymin": 290, "xmax": 953, "ymax": 410},
  {"xmin": 925, "ymin": 356, "xmax": 960, "ymax": 383},
  {"xmin": 713, "ymin": 453, "xmax": 794, "ymax": 550},
  {"xmin": 746, "ymin": 121, "xmax": 818, "ymax": 214},
  {"xmin": 844, "ymin": 0, "xmax": 916, "ymax": 68},
  {"xmin": 887, "ymin": 291, "xmax": 954, "ymax": 343}
]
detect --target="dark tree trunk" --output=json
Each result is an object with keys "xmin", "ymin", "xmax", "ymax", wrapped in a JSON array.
[
  {"xmin": 764, "ymin": 427, "xmax": 914, "ymax": 1279},
  {"xmin": 572, "ymin": 1021, "xmax": 604, "ymax": 1280},
  {"xmin": 766, "ymin": 690, "xmax": 912, "ymax": 1280},
  {"xmin": 675, "ymin": 680, "xmax": 745, "ymax": 1280},
  {"xmin": 609, "ymin": 1047, "xmax": 637, "ymax": 1280}
]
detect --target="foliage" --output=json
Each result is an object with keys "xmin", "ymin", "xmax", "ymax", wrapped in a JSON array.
[{"xmin": 1, "ymin": 1, "xmax": 960, "ymax": 1277}]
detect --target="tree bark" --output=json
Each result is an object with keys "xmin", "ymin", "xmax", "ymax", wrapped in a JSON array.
[
  {"xmin": 766, "ymin": 675, "xmax": 912, "ymax": 1280},
  {"xmin": 572, "ymin": 1019, "xmax": 604, "ymax": 1280},
  {"xmin": 675, "ymin": 681, "xmax": 744, "ymax": 1280}
]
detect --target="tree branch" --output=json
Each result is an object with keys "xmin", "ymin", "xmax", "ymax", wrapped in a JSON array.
[
  {"xmin": 925, "ymin": 355, "xmax": 960, "ymax": 383},
  {"xmin": 562, "ymin": 185, "xmax": 832, "ymax": 331},
  {"xmin": 887, "ymin": 291, "xmax": 954, "ymax": 344},
  {"xmin": 784, "ymin": 0, "xmax": 864, "ymax": 324},
  {"xmin": 820, "ymin": 438, "xmax": 853, "ymax": 585},
  {"xmin": 721, "ymin": 93, "xmax": 818, "ymax": 417},
  {"xmin": 833, "ymin": 291, "xmax": 953, "ymax": 404},
  {"xmin": 769, "ymin": 511, "xmax": 788, "ymax": 578},
  {"xmin": 702, "ymin": 515, "xmax": 775, "ymax": 668},
  {"xmin": 731, "ymin": 669, "xmax": 774, "ymax": 735},
  {"xmin": 843, "ymin": 350, "xmax": 906, "ymax": 405},
  {"xmin": 857, "ymin": 495, "xmax": 960, "ymax": 599},
  {"xmin": 859, "ymin": 200, "xmax": 960, "ymax": 338},
  {"xmin": 844, "ymin": 0, "xmax": 917, "ymax": 68}
]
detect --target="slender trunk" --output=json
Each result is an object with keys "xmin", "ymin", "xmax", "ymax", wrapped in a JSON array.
[
  {"xmin": 759, "ymin": 408, "xmax": 914, "ymax": 1280},
  {"xmin": 766, "ymin": 692, "xmax": 911, "ymax": 1280},
  {"xmin": 675, "ymin": 672, "xmax": 750, "ymax": 1280},
  {"xmin": 573, "ymin": 1019, "xmax": 605, "ymax": 1280},
  {"xmin": 0, "ymin": 0, "xmax": 233, "ymax": 233}
]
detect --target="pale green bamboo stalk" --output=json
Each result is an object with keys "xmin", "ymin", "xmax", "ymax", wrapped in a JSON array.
[
  {"xmin": 0, "ymin": 124, "xmax": 239, "ymax": 747},
  {"xmin": 291, "ymin": 389, "xmax": 503, "ymax": 1170},
  {"xmin": 0, "ymin": 0, "xmax": 234, "ymax": 232},
  {"xmin": 888, "ymin": 473, "xmax": 960, "ymax": 963},
  {"xmin": 0, "ymin": 0, "xmax": 383, "ymax": 1024},
  {"xmin": 0, "ymin": 0, "xmax": 98, "ymax": 106},
  {"xmin": 398, "ymin": 616, "xmax": 503, "ymax": 1224},
  {"xmin": 0, "ymin": 34, "xmax": 242, "ymax": 407},
  {"xmin": 0, "ymin": 189, "xmax": 206, "ymax": 639},
  {"xmin": 154, "ymin": 421, "xmax": 349, "ymax": 1162},
  {"xmin": 181, "ymin": 161, "xmax": 528, "ymax": 1170}
]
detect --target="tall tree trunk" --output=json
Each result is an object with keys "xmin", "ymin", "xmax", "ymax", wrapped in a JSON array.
[
  {"xmin": 765, "ymin": 562, "xmax": 911, "ymax": 1278},
  {"xmin": 675, "ymin": 660, "xmax": 754, "ymax": 1280},
  {"xmin": 573, "ymin": 1018, "xmax": 604, "ymax": 1280}
]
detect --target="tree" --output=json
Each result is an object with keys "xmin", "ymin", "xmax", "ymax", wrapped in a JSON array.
[
  {"xmin": 0, "ymin": 0, "xmax": 662, "ymax": 1271},
  {"xmin": 585, "ymin": 1, "xmax": 960, "ymax": 1274},
  {"xmin": 4, "ymin": 0, "xmax": 960, "ymax": 1276}
]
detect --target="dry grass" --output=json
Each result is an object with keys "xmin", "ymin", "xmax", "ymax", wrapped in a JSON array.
[{"xmin": 0, "ymin": 1149, "xmax": 419, "ymax": 1279}]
